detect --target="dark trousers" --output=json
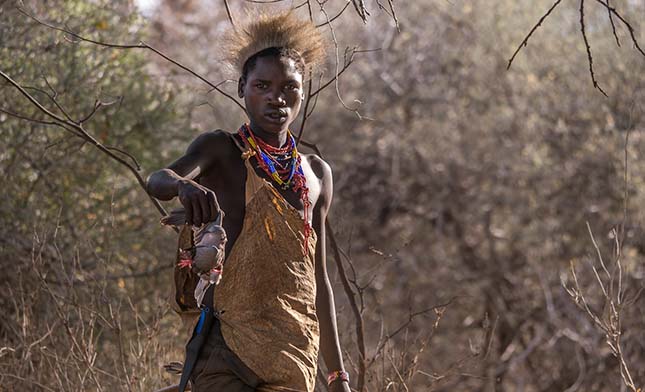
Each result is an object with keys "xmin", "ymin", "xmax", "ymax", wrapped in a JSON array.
[{"xmin": 189, "ymin": 315, "xmax": 263, "ymax": 391}]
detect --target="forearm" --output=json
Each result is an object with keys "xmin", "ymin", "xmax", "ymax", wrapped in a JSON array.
[
  {"xmin": 316, "ymin": 279, "xmax": 346, "ymax": 373},
  {"xmin": 146, "ymin": 168, "xmax": 185, "ymax": 200}
]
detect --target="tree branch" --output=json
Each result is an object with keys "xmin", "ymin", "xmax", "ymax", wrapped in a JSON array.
[
  {"xmin": 579, "ymin": 0, "xmax": 608, "ymax": 97},
  {"xmin": 0, "ymin": 69, "xmax": 170, "ymax": 222},
  {"xmin": 18, "ymin": 7, "xmax": 246, "ymax": 113},
  {"xmin": 507, "ymin": 0, "xmax": 564, "ymax": 70}
]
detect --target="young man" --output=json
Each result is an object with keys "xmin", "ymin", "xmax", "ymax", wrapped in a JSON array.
[{"xmin": 146, "ymin": 12, "xmax": 350, "ymax": 392}]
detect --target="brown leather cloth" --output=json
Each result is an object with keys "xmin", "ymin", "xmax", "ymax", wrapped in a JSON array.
[{"xmin": 213, "ymin": 138, "xmax": 319, "ymax": 392}]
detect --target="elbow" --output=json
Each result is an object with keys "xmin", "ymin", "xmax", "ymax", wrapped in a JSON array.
[
  {"xmin": 145, "ymin": 170, "xmax": 170, "ymax": 201},
  {"xmin": 144, "ymin": 171, "xmax": 157, "ymax": 196}
]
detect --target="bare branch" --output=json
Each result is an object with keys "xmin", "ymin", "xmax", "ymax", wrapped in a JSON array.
[
  {"xmin": 327, "ymin": 218, "xmax": 367, "ymax": 391},
  {"xmin": 351, "ymin": 0, "xmax": 370, "ymax": 23},
  {"xmin": 310, "ymin": 47, "xmax": 379, "ymax": 100},
  {"xmin": 387, "ymin": 0, "xmax": 400, "ymax": 31},
  {"xmin": 317, "ymin": 1, "xmax": 363, "ymax": 118},
  {"xmin": 223, "ymin": 0, "xmax": 235, "ymax": 27},
  {"xmin": 0, "ymin": 69, "xmax": 170, "ymax": 221},
  {"xmin": 311, "ymin": 50, "xmax": 354, "ymax": 97},
  {"xmin": 367, "ymin": 298, "xmax": 456, "ymax": 370},
  {"xmin": 586, "ymin": 222, "xmax": 611, "ymax": 280},
  {"xmin": 0, "ymin": 106, "xmax": 61, "ymax": 127},
  {"xmin": 375, "ymin": 0, "xmax": 400, "ymax": 31},
  {"xmin": 507, "ymin": 0, "xmax": 564, "ymax": 70},
  {"xmin": 79, "ymin": 97, "xmax": 122, "ymax": 124},
  {"xmin": 580, "ymin": 0, "xmax": 608, "ymax": 97},
  {"xmin": 18, "ymin": 7, "xmax": 246, "ymax": 113},
  {"xmin": 315, "ymin": 1, "xmax": 351, "ymax": 28},
  {"xmin": 594, "ymin": 0, "xmax": 645, "ymax": 58},
  {"xmin": 105, "ymin": 145, "xmax": 142, "ymax": 171},
  {"xmin": 508, "ymin": 0, "xmax": 644, "ymax": 97},
  {"xmin": 606, "ymin": 0, "xmax": 620, "ymax": 46},
  {"xmin": 296, "ymin": 79, "xmax": 314, "ymax": 145}
]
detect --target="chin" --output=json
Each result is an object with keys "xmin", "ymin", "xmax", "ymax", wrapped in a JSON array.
[{"xmin": 264, "ymin": 120, "xmax": 292, "ymax": 133}]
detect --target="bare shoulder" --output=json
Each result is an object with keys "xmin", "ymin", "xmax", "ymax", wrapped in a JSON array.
[
  {"xmin": 186, "ymin": 129, "xmax": 235, "ymax": 156},
  {"xmin": 167, "ymin": 129, "xmax": 237, "ymax": 177},
  {"xmin": 303, "ymin": 153, "xmax": 332, "ymax": 182},
  {"xmin": 188, "ymin": 129, "xmax": 239, "ymax": 165},
  {"xmin": 302, "ymin": 154, "xmax": 333, "ymax": 212}
]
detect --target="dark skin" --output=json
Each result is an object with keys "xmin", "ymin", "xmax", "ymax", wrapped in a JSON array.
[{"xmin": 146, "ymin": 55, "xmax": 350, "ymax": 392}]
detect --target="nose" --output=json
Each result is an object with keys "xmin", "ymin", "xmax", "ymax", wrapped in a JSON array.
[{"xmin": 268, "ymin": 89, "xmax": 286, "ymax": 106}]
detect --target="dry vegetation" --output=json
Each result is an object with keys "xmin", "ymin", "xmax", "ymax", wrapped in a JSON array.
[{"xmin": 1, "ymin": 0, "xmax": 644, "ymax": 391}]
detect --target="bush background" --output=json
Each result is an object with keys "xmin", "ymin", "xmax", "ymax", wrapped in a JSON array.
[{"xmin": 1, "ymin": 0, "xmax": 644, "ymax": 390}]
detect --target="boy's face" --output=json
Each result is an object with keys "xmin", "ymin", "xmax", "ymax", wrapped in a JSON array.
[{"xmin": 238, "ymin": 55, "xmax": 304, "ymax": 136}]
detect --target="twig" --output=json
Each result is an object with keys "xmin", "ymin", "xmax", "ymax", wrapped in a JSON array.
[
  {"xmin": 315, "ymin": 1, "xmax": 351, "ymax": 28},
  {"xmin": 386, "ymin": 0, "xmax": 400, "ymax": 32},
  {"xmin": 350, "ymin": 0, "xmax": 370, "ymax": 23},
  {"xmin": 310, "ymin": 47, "xmax": 378, "ymax": 99},
  {"xmin": 44, "ymin": 265, "xmax": 172, "ymax": 286},
  {"xmin": 317, "ymin": 1, "xmax": 363, "ymax": 118},
  {"xmin": 367, "ymin": 298, "xmax": 456, "ymax": 369},
  {"xmin": 23, "ymin": 85, "xmax": 74, "ymax": 122},
  {"xmin": 508, "ymin": 0, "xmax": 644, "ymax": 97},
  {"xmin": 369, "ymin": 0, "xmax": 401, "ymax": 36},
  {"xmin": 564, "ymin": 231, "xmax": 640, "ymax": 391},
  {"xmin": 79, "ymin": 97, "xmax": 122, "ymax": 124},
  {"xmin": 326, "ymin": 218, "xmax": 367, "ymax": 392},
  {"xmin": 18, "ymin": 7, "xmax": 246, "ymax": 113},
  {"xmin": 507, "ymin": 0, "xmax": 563, "ymax": 70},
  {"xmin": 306, "ymin": 0, "xmax": 314, "ymax": 22},
  {"xmin": 606, "ymin": 0, "xmax": 620, "ymax": 46},
  {"xmin": 0, "ymin": 69, "xmax": 170, "ymax": 221},
  {"xmin": 223, "ymin": 0, "xmax": 235, "ymax": 27},
  {"xmin": 296, "ymin": 79, "xmax": 314, "ymax": 145},
  {"xmin": 294, "ymin": 1, "xmax": 309, "ymax": 10},
  {"xmin": 580, "ymin": 0, "xmax": 608, "ymax": 97},
  {"xmin": 105, "ymin": 146, "xmax": 141, "ymax": 170},
  {"xmin": 594, "ymin": 0, "xmax": 645, "ymax": 58},
  {"xmin": 586, "ymin": 222, "xmax": 611, "ymax": 280},
  {"xmin": 0, "ymin": 106, "xmax": 64, "ymax": 128},
  {"xmin": 310, "ymin": 48, "xmax": 355, "ymax": 97},
  {"xmin": 0, "ymin": 373, "xmax": 57, "ymax": 392}
]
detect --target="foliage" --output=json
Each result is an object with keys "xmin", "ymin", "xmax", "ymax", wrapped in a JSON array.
[{"xmin": 0, "ymin": 0, "xmax": 193, "ymax": 389}]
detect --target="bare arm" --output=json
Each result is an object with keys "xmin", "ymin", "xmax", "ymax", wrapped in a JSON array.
[
  {"xmin": 312, "ymin": 158, "xmax": 350, "ymax": 392},
  {"xmin": 146, "ymin": 130, "xmax": 227, "ymax": 225}
]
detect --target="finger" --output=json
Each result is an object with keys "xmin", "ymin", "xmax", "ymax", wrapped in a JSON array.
[
  {"xmin": 183, "ymin": 197, "xmax": 193, "ymax": 226},
  {"xmin": 191, "ymin": 197, "xmax": 202, "ymax": 227},
  {"xmin": 199, "ymin": 191, "xmax": 211, "ymax": 224},
  {"xmin": 207, "ymin": 192, "xmax": 219, "ymax": 221}
]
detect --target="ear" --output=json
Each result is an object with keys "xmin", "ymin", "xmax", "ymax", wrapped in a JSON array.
[{"xmin": 238, "ymin": 77, "xmax": 245, "ymax": 98}]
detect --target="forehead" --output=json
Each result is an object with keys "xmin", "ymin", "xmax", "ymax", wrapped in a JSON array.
[{"xmin": 247, "ymin": 55, "xmax": 303, "ymax": 82}]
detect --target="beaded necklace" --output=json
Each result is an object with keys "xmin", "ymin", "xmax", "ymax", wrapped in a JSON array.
[{"xmin": 238, "ymin": 124, "xmax": 313, "ymax": 255}]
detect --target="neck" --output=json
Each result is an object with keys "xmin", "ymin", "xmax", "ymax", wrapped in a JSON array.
[{"xmin": 248, "ymin": 122, "xmax": 288, "ymax": 148}]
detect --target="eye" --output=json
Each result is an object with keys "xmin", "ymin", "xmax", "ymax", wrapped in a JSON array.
[
  {"xmin": 255, "ymin": 82, "xmax": 268, "ymax": 89},
  {"xmin": 285, "ymin": 83, "xmax": 299, "ymax": 91}
]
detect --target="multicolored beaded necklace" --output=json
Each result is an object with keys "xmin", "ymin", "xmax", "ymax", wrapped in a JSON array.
[{"xmin": 238, "ymin": 124, "xmax": 313, "ymax": 254}]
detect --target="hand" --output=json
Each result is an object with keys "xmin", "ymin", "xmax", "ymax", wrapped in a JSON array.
[
  {"xmin": 328, "ymin": 380, "xmax": 351, "ymax": 392},
  {"xmin": 177, "ymin": 179, "xmax": 220, "ymax": 226}
]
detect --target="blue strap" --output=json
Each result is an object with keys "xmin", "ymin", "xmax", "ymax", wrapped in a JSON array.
[{"xmin": 195, "ymin": 306, "xmax": 210, "ymax": 334}]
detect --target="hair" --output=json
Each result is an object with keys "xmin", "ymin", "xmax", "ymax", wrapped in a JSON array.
[
  {"xmin": 241, "ymin": 47, "xmax": 305, "ymax": 80},
  {"xmin": 224, "ymin": 11, "xmax": 326, "ymax": 80}
]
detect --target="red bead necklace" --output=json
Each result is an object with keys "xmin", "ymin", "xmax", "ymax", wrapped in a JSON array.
[{"xmin": 239, "ymin": 124, "xmax": 313, "ymax": 255}]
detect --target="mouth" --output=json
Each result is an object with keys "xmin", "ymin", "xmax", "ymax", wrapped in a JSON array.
[{"xmin": 264, "ymin": 110, "xmax": 288, "ymax": 123}]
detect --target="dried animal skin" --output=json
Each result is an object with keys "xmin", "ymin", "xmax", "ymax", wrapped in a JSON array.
[{"xmin": 162, "ymin": 209, "xmax": 227, "ymax": 308}]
